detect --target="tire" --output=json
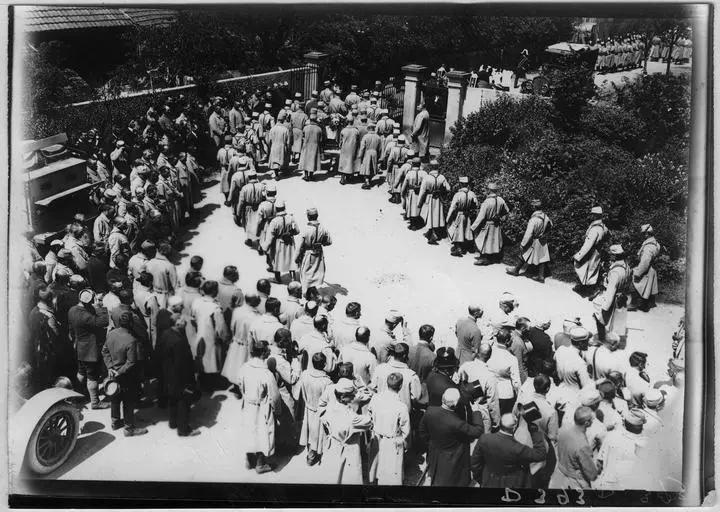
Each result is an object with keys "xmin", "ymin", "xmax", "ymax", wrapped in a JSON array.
[{"xmin": 24, "ymin": 401, "xmax": 80, "ymax": 475}]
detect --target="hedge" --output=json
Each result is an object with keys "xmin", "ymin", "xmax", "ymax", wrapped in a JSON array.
[{"xmin": 437, "ymin": 76, "xmax": 689, "ymax": 286}]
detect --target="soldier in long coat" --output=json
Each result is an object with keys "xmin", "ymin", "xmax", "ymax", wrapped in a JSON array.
[
  {"xmin": 573, "ymin": 206, "xmax": 609, "ymax": 297},
  {"xmin": 446, "ymin": 176, "xmax": 478, "ymax": 256},
  {"xmin": 299, "ymin": 116, "xmax": 323, "ymax": 181},
  {"xmin": 236, "ymin": 170, "xmax": 266, "ymax": 247},
  {"xmin": 385, "ymin": 134, "xmax": 409, "ymax": 203},
  {"xmin": 367, "ymin": 372, "xmax": 411, "ymax": 485},
  {"xmin": 258, "ymin": 103, "xmax": 275, "ymax": 156},
  {"xmin": 338, "ymin": 120, "xmax": 360, "ymax": 184},
  {"xmin": 249, "ymin": 112, "xmax": 266, "ymax": 162},
  {"xmin": 417, "ymin": 162, "xmax": 451, "ymax": 244},
  {"xmin": 217, "ymin": 137, "xmax": 236, "ymax": 201},
  {"xmin": 228, "ymin": 162, "xmax": 249, "ymax": 212},
  {"xmin": 261, "ymin": 201, "xmax": 299, "ymax": 283},
  {"xmin": 237, "ymin": 340, "xmax": 281, "ymax": 474},
  {"xmin": 593, "ymin": 244, "xmax": 632, "ymax": 341},
  {"xmin": 400, "ymin": 157, "xmax": 428, "ymax": 230},
  {"xmin": 290, "ymin": 104, "xmax": 308, "ymax": 161},
  {"xmin": 221, "ymin": 293, "xmax": 261, "ymax": 386},
  {"xmin": 358, "ymin": 123, "xmax": 383, "ymax": 189},
  {"xmin": 392, "ymin": 150, "xmax": 414, "ymax": 206},
  {"xmin": 411, "ymin": 103, "xmax": 430, "ymax": 162},
  {"xmin": 320, "ymin": 378, "xmax": 373, "ymax": 484},
  {"xmin": 295, "ymin": 208, "xmax": 332, "ymax": 294},
  {"xmin": 381, "ymin": 130, "xmax": 399, "ymax": 172},
  {"xmin": 471, "ymin": 183, "xmax": 509, "ymax": 265},
  {"xmin": 629, "ymin": 224, "xmax": 660, "ymax": 311},
  {"xmin": 268, "ymin": 111, "xmax": 293, "ymax": 176},
  {"xmin": 506, "ymin": 199, "xmax": 552, "ymax": 283},
  {"xmin": 648, "ymin": 35, "xmax": 661, "ymax": 60},
  {"xmin": 299, "ymin": 353, "xmax": 333, "ymax": 465},
  {"xmin": 256, "ymin": 182, "xmax": 278, "ymax": 264},
  {"xmin": 191, "ymin": 280, "xmax": 231, "ymax": 378}
]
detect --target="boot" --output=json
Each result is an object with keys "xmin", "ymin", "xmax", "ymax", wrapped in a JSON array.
[
  {"xmin": 255, "ymin": 453, "xmax": 273, "ymax": 474},
  {"xmin": 246, "ymin": 453, "xmax": 257, "ymax": 470},
  {"xmin": 572, "ymin": 283, "xmax": 587, "ymax": 297},
  {"xmin": 274, "ymin": 272, "xmax": 283, "ymax": 284},
  {"xmin": 531, "ymin": 263, "xmax": 546, "ymax": 283},
  {"xmin": 450, "ymin": 243, "xmax": 464, "ymax": 257},
  {"xmin": 124, "ymin": 426, "xmax": 149, "ymax": 437},
  {"xmin": 289, "ymin": 271, "xmax": 297, "ymax": 282},
  {"xmin": 505, "ymin": 263, "xmax": 522, "ymax": 276},
  {"xmin": 88, "ymin": 379, "xmax": 109, "ymax": 409},
  {"xmin": 340, "ymin": 175, "xmax": 347, "ymax": 185}
]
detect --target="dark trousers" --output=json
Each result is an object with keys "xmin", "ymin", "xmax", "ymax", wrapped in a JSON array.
[
  {"xmin": 499, "ymin": 396, "xmax": 516, "ymax": 415},
  {"xmin": 111, "ymin": 377, "xmax": 139, "ymax": 428},
  {"xmin": 168, "ymin": 396, "xmax": 191, "ymax": 434},
  {"xmin": 531, "ymin": 440, "xmax": 556, "ymax": 488}
]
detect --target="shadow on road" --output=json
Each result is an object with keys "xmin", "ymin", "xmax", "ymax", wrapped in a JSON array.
[
  {"xmin": 319, "ymin": 282, "xmax": 349, "ymax": 297},
  {"xmin": 191, "ymin": 393, "xmax": 227, "ymax": 429},
  {"xmin": 79, "ymin": 420, "xmax": 105, "ymax": 435},
  {"xmin": 176, "ymin": 203, "xmax": 222, "ymax": 260},
  {"xmin": 201, "ymin": 178, "xmax": 220, "ymax": 190},
  {"xmin": 40, "ymin": 431, "xmax": 116, "ymax": 480}
]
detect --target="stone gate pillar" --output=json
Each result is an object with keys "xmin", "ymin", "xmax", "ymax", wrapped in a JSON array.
[
  {"xmin": 303, "ymin": 51, "xmax": 327, "ymax": 98},
  {"xmin": 445, "ymin": 70, "xmax": 469, "ymax": 144},
  {"xmin": 401, "ymin": 64, "xmax": 427, "ymax": 133}
]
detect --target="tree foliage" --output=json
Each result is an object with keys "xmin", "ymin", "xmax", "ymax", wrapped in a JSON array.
[{"xmin": 23, "ymin": 42, "xmax": 94, "ymax": 111}]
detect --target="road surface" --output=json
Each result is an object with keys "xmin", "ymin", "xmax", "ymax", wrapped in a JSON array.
[{"xmin": 10, "ymin": 165, "xmax": 684, "ymax": 489}]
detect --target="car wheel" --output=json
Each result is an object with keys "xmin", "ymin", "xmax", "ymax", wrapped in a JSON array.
[{"xmin": 24, "ymin": 401, "xmax": 80, "ymax": 475}]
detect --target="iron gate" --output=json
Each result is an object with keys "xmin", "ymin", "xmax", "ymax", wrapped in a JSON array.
[{"xmin": 420, "ymin": 78, "xmax": 448, "ymax": 149}]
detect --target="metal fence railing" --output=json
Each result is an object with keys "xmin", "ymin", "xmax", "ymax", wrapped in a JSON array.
[{"xmin": 25, "ymin": 66, "xmax": 315, "ymax": 140}]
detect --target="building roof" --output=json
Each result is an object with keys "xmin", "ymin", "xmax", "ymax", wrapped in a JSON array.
[{"xmin": 19, "ymin": 6, "xmax": 177, "ymax": 33}]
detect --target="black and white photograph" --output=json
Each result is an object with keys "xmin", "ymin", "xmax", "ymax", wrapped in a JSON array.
[{"xmin": 3, "ymin": 2, "xmax": 715, "ymax": 508}]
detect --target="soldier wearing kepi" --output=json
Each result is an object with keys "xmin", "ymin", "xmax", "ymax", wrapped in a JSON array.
[
  {"xmin": 593, "ymin": 244, "xmax": 632, "ymax": 341},
  {"xmin": 299, "ymin": 112, "xmax": 324, "ymax": 181},
  {"xmin": 506, "ymin": 199, "xmax": 553, "ymax": 283},
  {"xmin": 237, "ymin": 169, "xmax": 266, "ymax": 247},
  {"xmin": 295, "ymin": 207, "xmax": 333, "ymax": 294},
  {"xmin": 358, "ymin": 122, "xmax": 383, "ymax": 189},
  {"xmin": 446, "ymin": 177, "xmax": 478, "ymax": 257},
  {"xmin": 391, "ymin": 149, "xmax": 414, "ymax": 206},
  {"xmin": 400, "ymin": 157, "xmax": 428, "ymax": 230},
  {"xmin": 338, "ymin": 115, "xmax": 360, "ymax": 184},
  {"xmin": 260, "ymin": 200, "xmax": 299, "ymax": 284},
  {"xmin": 417, "ymin": 160, "xmax": 451, "ymax": 245},
  {"xmin": 471, "ymin": 182, "xmax": 509, "ymax": 266},
  {"xmin": 573, "ymin": 206, "xmax": 609, "ymax": 298},
  {"xmin": 629, "ymin": 224, "xmax": 660, "ymax": 312},
  {"xmin": 255, "ymin": 181, "xmax": 278, "ymax": 261}
]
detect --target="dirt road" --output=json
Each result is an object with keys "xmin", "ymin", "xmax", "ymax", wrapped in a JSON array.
[{"xmin": 18, "ymin": 167, "xmax": 683, "ymax": 487}]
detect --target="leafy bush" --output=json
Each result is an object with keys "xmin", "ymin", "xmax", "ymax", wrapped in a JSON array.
[
  {"xmin": 437, "ymin": 74, "xmax": 689, "ymax": 286},
  {"xmin": 547, "ymin": 63, "xmax": 595, "ymax": 129},
  {"xmin": 580, "ymin": 103, "xmax": 645, "ymax": 155},
  {"xmin": 615, "ymin": 73, "xmax": 691, "ymax": 152},
  {"xmin": 449, "ymin": 95, "xmax": 555, "ymax": 152}
]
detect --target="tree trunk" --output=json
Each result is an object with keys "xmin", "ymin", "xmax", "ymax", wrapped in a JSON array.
[{"xmin": 666, "ymin": 29, "xmax": 678, "ymax": 76}]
